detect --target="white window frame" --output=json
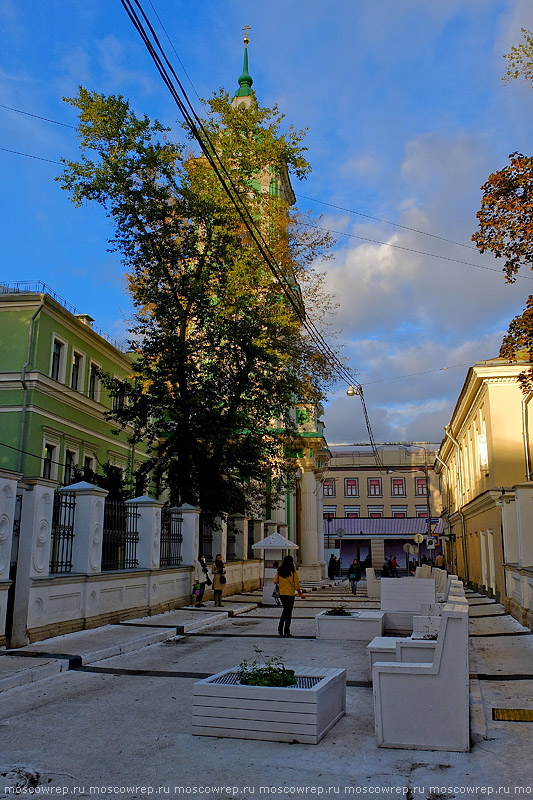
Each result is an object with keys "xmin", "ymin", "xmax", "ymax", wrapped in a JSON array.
[
  {"xmin": 50, "ymin": 334, "xmax": 67, "ymax": 383},
  {"xmin": 42, "ymin": 435, "xmax": 60, "ymax": 481},
  {"xmin": 323, "ymin": 480, "xmax": 336, "ymax": 497},
  {"xmin": 368, "ymin": 477, "xmax": 382, "ymax": 497},
  {"xmin": 415, "ymin": 477, "xmax": 428, "ymax": 496},
  {"xmin": 88, "ymin": 360, "xmax": 102, "ymax": 402},
  {"xmin": 344, "ymin": 478, "xmax": 359, "ymax": 497},
  {"xmin": 391, "ymin": 477, "xmax": 406, "ymax": 496},
  {"xmin": 70, "ymin": 350, "xmax": 85, "ymax": 393}
]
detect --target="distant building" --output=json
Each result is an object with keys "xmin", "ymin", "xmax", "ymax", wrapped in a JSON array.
[
  {"xmin": 0, "ymin": 282, "xmax": 149, "ymax": 488},
  {"xmin": 436, "ymin": 357, "xmax": 533, "ymax": 629},
  {"xmin": 323, "ymin": 445, "xmax": 442, "ymax": 572}
]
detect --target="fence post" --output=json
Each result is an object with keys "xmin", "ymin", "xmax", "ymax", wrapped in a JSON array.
[
  {"xmin": 65, "ymin": 481, "xmax": 108, "ymax": 575},
  {"xmin": 0, "ymin": 469, "xmax": 22, "ymax": 647},
  {"xmin": 179, "ymin": 504, "xmax": 201, "ymax": 565},
  {"xmin": 10, "ymin": 477, "xmax": 56, "ymax": 648},
  {"xmin": 211, "ymin": 517, "xmax": 227, "ymax": 562},
  {"xmin": 229, "ymin": 515, "xmax": 248, "ymax": 561},
  {"xmin": 127, "ymin": 495, "xmax": 163, "ymax": 569}
]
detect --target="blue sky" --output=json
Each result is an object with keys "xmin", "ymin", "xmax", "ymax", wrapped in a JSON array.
[{"xmin": 2, "ymin": 0, "xmax": 533, "ymax": 446}]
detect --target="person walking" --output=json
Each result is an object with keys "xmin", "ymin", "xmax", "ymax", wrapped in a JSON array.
[
  {"xmin": 391, "ymin": 556, "xmax": 399, "ymax": 577},
  {"xmin": 273, "ymin": 555, "xmax": 305, "ymax": 637},
  {"xmin": 435, "ymin": 552, "xmax": 446, "ymax": 569},
  {"xmin": 328, "ymin": 554, "xmax": 337, "ymax": 581},
  {"xmin": 193, "ymin": 554, "xmax": 210, "ymax": 607},
  {"xmin": 211, "ymin": 554, "xmax": 226, "ymax": 607},
  {"xmin": 347, "ymin": 558, "xmax": 361, "ymax": 595}
]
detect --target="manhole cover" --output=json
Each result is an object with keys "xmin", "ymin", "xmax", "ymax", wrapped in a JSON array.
[{"xmin": 231, "ymin": 620, "xmax": 260, "ymax": 627}]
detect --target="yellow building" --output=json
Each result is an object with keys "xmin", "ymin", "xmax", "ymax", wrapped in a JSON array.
[
  {"xmin": 436, "ymin": 357, "xmax": 533, "ymax": 629},
  {"xmin": 323, "ymin": 445, "xmax": 442, "ymax": 571}
]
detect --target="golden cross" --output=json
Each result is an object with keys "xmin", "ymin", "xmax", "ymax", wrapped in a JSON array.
[{"xmin": 242, "ymin": 24, "xmax": 251, "ymax": 41}]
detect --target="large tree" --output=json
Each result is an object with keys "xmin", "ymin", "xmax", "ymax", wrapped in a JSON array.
[
  {"xmin": 58, "ymin": 87, "xmax": 336, "ymax": 520},
  {"xmin": 473, "ymin": 29, "xmax": 533, "ymax": 389}
]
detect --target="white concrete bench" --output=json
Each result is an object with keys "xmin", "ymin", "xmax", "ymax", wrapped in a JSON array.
[
  {"xmin": 371, "ymin": 601, "xmax": 470, "ymax": 751},
  {"xmin": 365, "ymin": 567, "xmax": 381, "ymax": 600},
  {"xmin": 380, "ymin": 577, "xmax": 436, "ymax": 633}
]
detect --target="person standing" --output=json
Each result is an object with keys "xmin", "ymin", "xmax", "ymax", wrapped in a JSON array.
[
  {"xmin": 273, "ymin": 555, "xmax": 305, "ymax": 637},
  {"xmin": 193, "ymin": 554, "xmax": 210, "ymax": 607},
  {"xmin": 391, "ymin": 556, "xmax": 399, "ymax": 577},
  {"xmin": 328, "ymin": 554, "xmax": 337, "ymax": 581},
  {"xmin": 348, "ymin": 558, "xmax": 361, "ymax": 594},
  {"xmin": 435, "ymin": 552, "xmax": 446, "ymax": 569},
  {"xmin": 211, "ymin": 554, "xmax": 226, "ymax": 607}
]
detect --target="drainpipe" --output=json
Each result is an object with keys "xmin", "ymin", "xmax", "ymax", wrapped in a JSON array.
[
  {"xmin": 444, "ymin": 425, "xmax": 469, "ymax": 582},
  {"xmin": 521, "ymin": 392, "xmax": 533, "ymax": 481},
  {"xmin": 17, "ymin": 299, "xmax": 45, "ymax": 472}
]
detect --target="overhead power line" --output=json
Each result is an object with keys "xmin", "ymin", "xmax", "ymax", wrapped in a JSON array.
[
  {"xmin": 0, "ymin": 103, "xmax": 77, "ymax": 129},
  {"xmin": 297, "ymin": 193, "xmax": 478, "ymax": 251},
  {"xmin": 0, "ymin": 146, "xmax": 62, "ymax": 165}
]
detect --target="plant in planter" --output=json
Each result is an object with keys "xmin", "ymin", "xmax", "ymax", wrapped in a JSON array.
[
  {"xmin": 324, "ymin": 605, "xmax": 352, "ymax": 616},
  {"xmin": 237, "ymin": 646, "xmax": 296, "ymax": 687}
]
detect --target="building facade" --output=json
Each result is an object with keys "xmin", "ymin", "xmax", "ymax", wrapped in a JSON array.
[
  {"xmin": 322, "ymin": 445, "xmax": 442, "ymax": 572},
  {"xmin": 436, "ymin": 357, "xmax": 533, "ymax": 629},
  {"xmin": 0, "ymin": 283, "xmax": 149, "ymax": 488}
]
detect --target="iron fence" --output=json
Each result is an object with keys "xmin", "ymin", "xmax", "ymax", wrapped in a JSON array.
[
  {"xmin": 160, "ymin": 508, "xmax": 183, "ymax": 567},
  {"xmin": 50, "ymin": 491, "xmax": 76, "ymax": 573},
  {"xmin": 199, "ymin": 515, "xmax": 213, "ymax": 562},
  {"xmin": 101, "ymin": 500, "xmax": 139, "ymax": 571},
  {"xmin": 226, "ymin": 529, "xmax": 237, "ymax": 562},
  {"xmin": 247, "ymin": 521, "xmax": 257, "ymax": 560}
]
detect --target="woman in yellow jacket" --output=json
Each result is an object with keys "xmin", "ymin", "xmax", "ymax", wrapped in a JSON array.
[{"xmin": 273, "ymin": 555, "xmax": 305, "ymax": 637}]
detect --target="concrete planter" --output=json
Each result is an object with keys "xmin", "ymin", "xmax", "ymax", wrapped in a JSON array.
[
  {"xmin": 193, "ymin": 665, "xmax": 346, "ymax": 744},
  {"xmin": 315, "ymin": 610, "xmax": 385, "ymax": 640}
]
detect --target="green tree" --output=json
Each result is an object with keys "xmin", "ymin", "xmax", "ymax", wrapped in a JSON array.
[
  {"xmin": 58, "ymin": 87, "xmax": 336, "ymax": 521},
  {"xmin": 473, "ymin": 30, "xmax": 533, "ymax": 389}
]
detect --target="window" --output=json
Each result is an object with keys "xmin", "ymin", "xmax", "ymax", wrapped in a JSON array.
[
  {"xmin": 416, "ymin": 506, "xmax": 428, "ymax": 518},
  {"xmin": 51, "ymin": 340, "xmax": 63, "ymax": 381},
  {"xmin": 368, "ymin": 505, "xmax": 383, "ymax": 518},
  {"xmin": 43, "ymin": 444, "xmax": 55, "ymax": 479},
  {"xmin": 391, "ymin": 477, "xmax": 405, "ymax": 496},
  {"xmin": 393, "ymin": 511, "xmax": 407, "ymax": 518},
  {"xmin": 344, "ymin": 478, "xmax": 359, "ymax": 497},
  {"xmin": 415, "ymin": 477, "xmax": 428, "ymax": 496},
  {"xmin": 71, "ymin": 352, "xmax": 82, "ymax": 391},
  {"xmin": 368, "ymin": 478, "xmax": 382, "ymax": 497},
  {"xmin": 478, "ymin": 434, "xmax": 489, "ymax": 471},
  {"xmin": 344, "ymin": 505, "xmax": 360, "ymax": 518},
  {"xmin": 83, "ymin": 456, "xmax": 95, "ymax": 479},
  {"xmin": 323, "ymin": 480, "xmax": 335, "ymax": 497},
  {"xmin": 64, "ymin": 450, "xmax": 76, "ymax": 485},
  {"xmin": 88, "ymin": 363, "xmax": 100, "ymax": 401}
]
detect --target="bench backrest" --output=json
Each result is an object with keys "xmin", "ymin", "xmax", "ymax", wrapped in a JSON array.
[{"xmin": 380, "ymin": 577, "xmax": 436, "ymax": 611}]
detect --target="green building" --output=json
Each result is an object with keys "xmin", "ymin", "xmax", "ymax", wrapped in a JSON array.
[{"xmin": 0, "ymin": 282, "xmax": 148, "ymax": 488}]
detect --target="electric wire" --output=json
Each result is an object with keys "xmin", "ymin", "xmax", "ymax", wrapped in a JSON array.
[{"xmin": 297, "ymin": 193, "xmax": 478, "ymax": 251}]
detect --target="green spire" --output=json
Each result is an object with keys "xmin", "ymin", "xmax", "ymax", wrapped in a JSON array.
[{"xmin": 234, "ymin": 29, "xmax": 253, "ymax": 98}]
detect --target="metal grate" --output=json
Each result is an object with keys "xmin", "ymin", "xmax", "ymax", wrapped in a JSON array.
[
  {"xmin": 50, "ymin": 491, "xmax": 76, "ymax": 573},
  {"xmin": 210, "ymin": 672, "xmax": 322, "ymax": 689},
  {"xmin": 247, "ymin": 521, "xmax": 256, "ymax": 560},
  {"xmin": 102, "ymin": 500, "xmax": 139, "ymax": 571},
  {"xmin": 226, "ymin": 531, "xmax": 237, "ymax": 562},
  {"xmin": 492, "ymin": 708, "xmax": 533, "ymax": 722},
  {"xmin": 160, "ymin": 508, "xmax": 183, "ymax": 567}
]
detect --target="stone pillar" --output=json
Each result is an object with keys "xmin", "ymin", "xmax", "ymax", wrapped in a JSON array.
[
  {"xmin": 0, "ymin": 470, "xmax": 22, "ymax": 646},
  {"xmin": 315, "ymin": 476, "xmax": 326, "ymax": 579},
  {"xmin": 264, "ymin": 520, "xmax": 279, "ymax": 537},
  {"xmin": 298, "ymin": 465, "xmax": 322, "ymax": 581},
  {"xmin": 371, "ymin": 538, "xmax": 385, "ymax": 568},
  {"xmin": 515, "ymin": 485, "xmax": 533, "ymax": 567},
  {"xmin": 66, "ymin": 481, "xmax": 108, "ymax": 575},
  {"xmin": 249, "ymin": 520, "xmax": 264, "ymax": 560},
  {"xmin": 211, "ymin": 517, "xmax": 227, "ymax": 562},
  {"xmin": 11, "ymin": 478, "xmax": 56, "ymax": 648},
  {"xmin": 179, "ymin": 504, "xmax": 201, "ymax": 566},
  {"xmin": 127, "ymin": 495, "xmax": 163, "ymax": 570},
  {"xmin": 500, "ymin": 496, "xmax": 519, "ymax": 564},
  {"xmin": 229, "ymin": 515, "xmax": 248, "ymax": 561}
]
